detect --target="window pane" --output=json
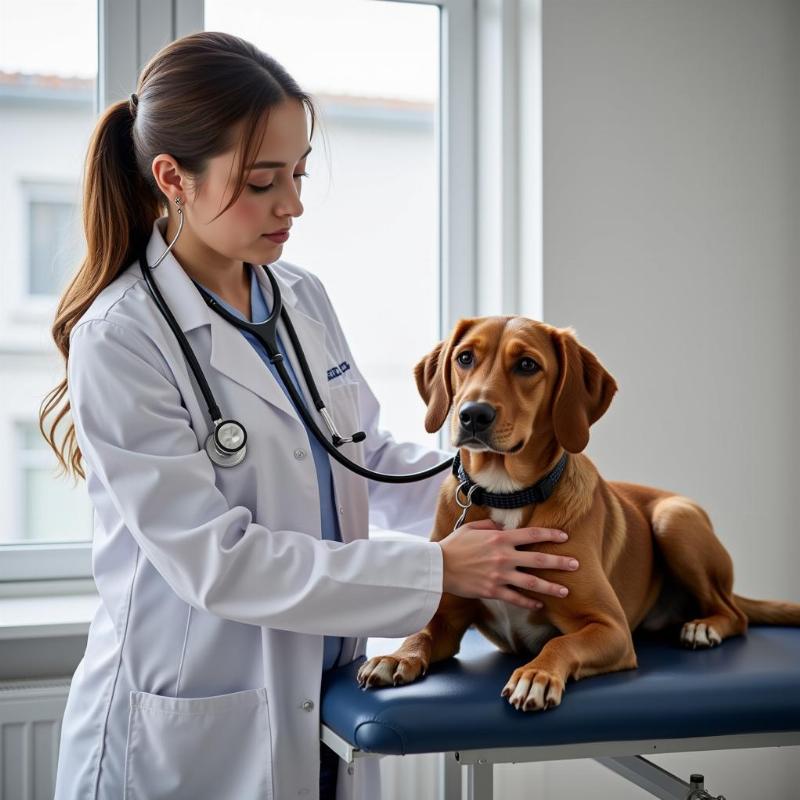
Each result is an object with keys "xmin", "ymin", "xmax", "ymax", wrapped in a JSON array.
[
  {"xmin": 205, "ymin": 0, "xmax": 441, "ymax": 448},
  {"xmin": 19, "ymin": 423, "xmax": 93, "ymax": 543},
  {"xmin": 29, "ymin": 194, "xmax": 83, "ymax": 295},
  {"xmin": 0, "ymin": 0, "xmax": 97, "ymax": 544}
]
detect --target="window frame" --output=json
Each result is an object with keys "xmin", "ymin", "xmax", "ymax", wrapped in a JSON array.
[{"xmin": 3, "ymin": 0, "xmax": 524, "ymax": 586}]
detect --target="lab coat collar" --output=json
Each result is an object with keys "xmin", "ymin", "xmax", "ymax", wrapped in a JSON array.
[
  {"xmin": 143, "ymin": 216, "xmax": 331, "ymax": 425},
  {"xmin": 144, "ymin": 216, "xmax": 302, "ymax": 333}
]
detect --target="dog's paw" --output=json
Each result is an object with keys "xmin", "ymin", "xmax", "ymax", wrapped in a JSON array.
[
  {"xmin": 356, "ymin": 655, "xmax": 426, "ymax": 689},
  {"xmin": 501, "ymin": 666, "xmax": 564, "ymax": 712},
  {"xmin": 680, "ymin": 621, "xmax": 722, "ymax": 649}
]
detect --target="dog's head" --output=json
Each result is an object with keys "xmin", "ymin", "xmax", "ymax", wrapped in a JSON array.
[{"xmin": 414, "ymin": 317, "xmax": 618, "ymax": 455}]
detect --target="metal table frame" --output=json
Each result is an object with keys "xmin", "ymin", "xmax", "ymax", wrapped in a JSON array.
[{"xmin": 321, "ymin": 725, "xmax": 800, "ymax": 799}]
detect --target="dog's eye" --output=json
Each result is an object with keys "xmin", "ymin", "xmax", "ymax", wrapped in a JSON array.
[
  {"xmin": 457, "ymin": 350, "xmax": 474, "ymax": 367},
  {"xmin": 517, "ymin": 357, "xmax": 539, "ymax": 374}
]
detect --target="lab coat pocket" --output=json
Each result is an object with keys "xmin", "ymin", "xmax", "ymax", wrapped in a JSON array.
[
  {"xmin": 328, "ymin": 380, "xmax": 365, "ymax": 463},
  {"xmin": 124, "ymin": 687, "xmax": 273, "ymax": 800},
  {"xmin": 328, "ymin": 379, "xmax": 361, "ymax": 427}
]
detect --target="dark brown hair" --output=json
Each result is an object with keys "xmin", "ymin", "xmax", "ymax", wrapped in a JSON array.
[{"xmin": 40, "ymin": 30, "xmax": 320, "ymax": 480}]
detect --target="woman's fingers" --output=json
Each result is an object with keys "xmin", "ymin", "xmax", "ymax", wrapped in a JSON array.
[
  {"xmin": 500, "ymin": 527, "xmax": 579, "ymax": 577},
  {"xmin": 507, "ymin": 569, "xmax": 570, "ymax": 598},
  {"xmin": 441, "ymin": 520, "xmax": 576, "ymax": 604},
  {"xmin": 516, "ymin": 550, "xmax": 580, "ymax": 573},
  {"xmin": 506, "ymin": 527, "xmax": 569, "ymax": 546},
  {"xmin": 503, "ymin": 527, "xmax": 577, "ymax": 599}
]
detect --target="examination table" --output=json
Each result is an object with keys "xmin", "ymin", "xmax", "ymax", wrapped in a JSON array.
[{"xmin": 320, "ymin": 625, "xmax": 800, "ymax": 799}]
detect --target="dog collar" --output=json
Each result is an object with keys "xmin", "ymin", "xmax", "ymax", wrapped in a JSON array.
[{"xmin": 451, "ymin": 450, "xmax": 569, "ymax": 510}]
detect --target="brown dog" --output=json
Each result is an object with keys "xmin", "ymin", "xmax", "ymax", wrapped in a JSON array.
[{"xmin": 357, "ymin": 316, "xmax": 800, "ymax": 712}]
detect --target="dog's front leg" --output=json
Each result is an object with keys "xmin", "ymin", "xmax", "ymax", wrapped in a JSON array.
[
  {"xmin": 502, "ymin": 617, "xmax": 635, "ymax": 711},
  {"xmin": 502, "ymin": 565, "xmax": 638, "ymax": 712},
  {"xmin": 357, "ymin": 594, "xmax": 478, "ymax": 688}
]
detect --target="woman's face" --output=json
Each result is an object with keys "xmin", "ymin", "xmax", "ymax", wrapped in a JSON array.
[{"xmin": 157, "ymin": 98, "xmax": 311, "ymax": 269}]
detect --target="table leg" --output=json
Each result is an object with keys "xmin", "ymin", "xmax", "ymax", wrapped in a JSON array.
[
  {"xmin": 464, "ymin": 762, "xmax": 493, "ymax": 800},
  {"xmin": 440, "ymin": 752, "xmax": 461, "ymax": 800}
]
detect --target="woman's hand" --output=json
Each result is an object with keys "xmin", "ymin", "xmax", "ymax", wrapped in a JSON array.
[{"xmin": 438, "ymin": 518, "xmax": 579, "ymax": 610}]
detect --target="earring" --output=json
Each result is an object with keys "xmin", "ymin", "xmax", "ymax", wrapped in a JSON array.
[{"xmin": 150, "ymin": 196, "xmax": 184, "ymax": 269}]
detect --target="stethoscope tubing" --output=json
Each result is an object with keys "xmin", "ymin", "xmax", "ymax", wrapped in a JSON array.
[
  {"xmin": 138, "ymin": 248, "xmax": 454, "ymax": 484},
  {"xmin": 139, "ymin": 246, "xmax": 223, "ymax": 422}
]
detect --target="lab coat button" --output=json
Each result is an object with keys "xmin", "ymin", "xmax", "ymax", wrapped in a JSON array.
[
  {"xmin": 339, "ymin": 506, "xmax": 344, "ymax": 514},
  {"xmin": 301, "ymin": 699, "xmax": 314, "ymax": 711},
  {"xmin": 294, "ymin": 448, "xmax": 306, "ymax": 460}
]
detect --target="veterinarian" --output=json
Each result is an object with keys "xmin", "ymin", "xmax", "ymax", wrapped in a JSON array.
[{"xmin": 43, "ymin": 32, "xmax": 578, "ymax": 800}]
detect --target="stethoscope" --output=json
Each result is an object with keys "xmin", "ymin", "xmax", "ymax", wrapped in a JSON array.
[{"xmin": 139, "ymin": 198, "xmax": 453, "ymax": 483}]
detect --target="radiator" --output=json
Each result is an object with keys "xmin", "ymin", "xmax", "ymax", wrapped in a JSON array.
[
  {"xmin": 0, "ymin": 678, "xmax": 70, "ymax": 800},
  {"xmin": 0, "ymin": 677, "xmax": 436, "ymax": 800}
]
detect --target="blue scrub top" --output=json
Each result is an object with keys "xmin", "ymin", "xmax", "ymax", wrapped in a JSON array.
[{"xmin": 198, "ymin": 264, "xmax": 344, "ymax": 672}]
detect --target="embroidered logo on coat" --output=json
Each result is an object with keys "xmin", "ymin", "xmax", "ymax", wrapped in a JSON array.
[{"xmin": 327, "ymin": 361, "xmax": 351, "ymax": 381}]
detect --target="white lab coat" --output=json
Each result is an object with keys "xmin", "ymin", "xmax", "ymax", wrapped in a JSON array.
[{"xmin": 53, "ymin": 216, "xmax": 448, "ymax": 800}]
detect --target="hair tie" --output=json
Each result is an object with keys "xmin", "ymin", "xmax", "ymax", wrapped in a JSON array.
[{"xmin": 129, "ymin": 92, "xmax": 139, "ymax": 116}]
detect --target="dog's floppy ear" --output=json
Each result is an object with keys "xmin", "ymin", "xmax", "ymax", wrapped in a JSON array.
[
  {"xmin": 414, "ymin": 318, "xmax": 475, "ymax": 433},
  {"xmin": 550, "ymin": 327, "xmax": 618, "ymax": 453}
]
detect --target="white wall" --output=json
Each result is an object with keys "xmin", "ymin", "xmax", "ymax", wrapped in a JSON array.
[
  {"xmin": 495, "ymin": 0, "xmax": 799, "ymax": 797},
  {"xmin": 542, "ymin": 0, "xmax": 799, "ymax": 600}
]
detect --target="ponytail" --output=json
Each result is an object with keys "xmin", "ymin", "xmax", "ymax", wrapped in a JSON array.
[{"xmin": 40, "ymin": 99, "xmax": 162, "ymax": 481}]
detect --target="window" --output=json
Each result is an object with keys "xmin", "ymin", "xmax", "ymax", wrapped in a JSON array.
[
  {"xmin": 0, "ymin": 0, "xmax": 97, "ymax": 566},
  {"xmin": 25, "ymin": 182, "xmax": 83, "ymax": 297},
  {"xmin": 1, "ymin": 0, "xmax": 477, "ymax": 581},
  {"xmin": 13, "ymin": 422, "xmax": 93, "ymax": 544},
  {"xmin": 205, "ymin": 0, "xmax": 442, "ymax": 447}
]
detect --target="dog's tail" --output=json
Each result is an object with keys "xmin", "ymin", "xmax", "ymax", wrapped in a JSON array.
[{"xmin": 733, "ymin": 594, "xmax": 800, "ymax": 625}]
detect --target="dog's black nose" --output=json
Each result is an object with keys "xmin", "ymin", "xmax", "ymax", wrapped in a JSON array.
[{"xmin": 459, "ymin": 401, "xmax": 496, "ymax": 433}]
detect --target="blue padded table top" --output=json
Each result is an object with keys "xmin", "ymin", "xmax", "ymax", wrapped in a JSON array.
[{"xmin": 320, "ymin": 625, "xmax": 800, "ymax": 755}]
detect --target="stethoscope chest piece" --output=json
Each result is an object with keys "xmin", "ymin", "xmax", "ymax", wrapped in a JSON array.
[{"xmin": 205, "ymin": 419, "xmax": 247, "ymax": 468}]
